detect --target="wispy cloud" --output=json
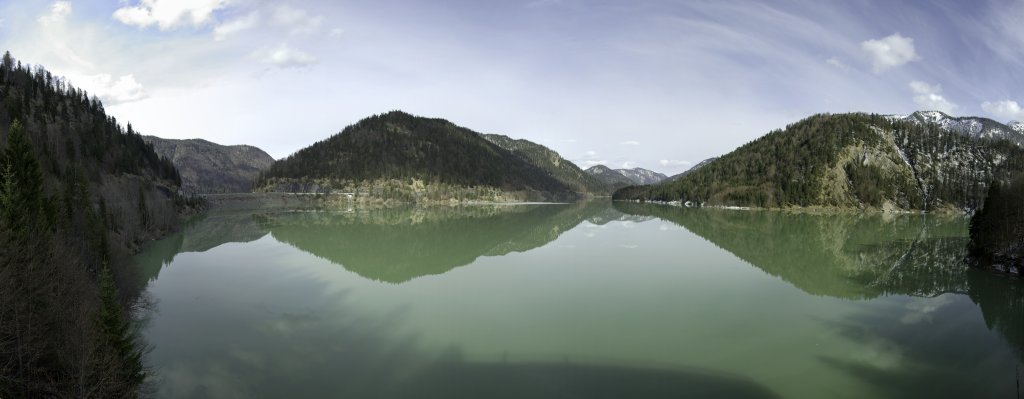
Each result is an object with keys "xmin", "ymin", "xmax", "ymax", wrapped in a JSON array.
[
  {"xmin": 75, "ymin": 73, "xmax": 147, "ymax": 104},
  {"xmin": 619, "ymin": 140, "xmax": 640, "ymax": 145},
  {"xmin": 271, "ymin": 5, "xmax": 323, "ymax": 35},
  {"xmin": 255, "ymin": 44, "xmax": 318, "ymax": 69},
  {"xmin": 981, "ymin": 100, "xmax": 1024, "ymax": 121},
  {"xmin": 113, "ymin": 0, "xmax": 227, "ymax": 30},
  {"xmin": 213, "ymin": 11, "xmax": 259, "ymax": 41},
  {"xmin": 37, "ymin": 1, "xmax": 70, "ymax": 27},
  {"xmin": 909, "ymin": 80, "xmax": 956, "ymax": 114},
  {"xmin": 826, "ymin": 56, "xmax": 849, "ymax": 71},
  {"xmin": 659, "ymin": 159, "xmax": 691, "ymax": 167}
]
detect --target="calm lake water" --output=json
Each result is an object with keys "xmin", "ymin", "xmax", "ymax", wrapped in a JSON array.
[{"xmin": 135, "ymin": 201, "xmax": 1024, "ymax": 399}]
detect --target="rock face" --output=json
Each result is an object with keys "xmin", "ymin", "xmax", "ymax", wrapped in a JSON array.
[{"xmin": 143, "ymin": 136, "xmax": 275, "ymax": 194}]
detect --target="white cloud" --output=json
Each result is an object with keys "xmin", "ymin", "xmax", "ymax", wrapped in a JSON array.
[
  {"xmin": 256, "ymin": 44, "xmax": 318, "ymax": 69},
  {"xmin": 575, "ymin": 150, "xmax": 607, "ymax": 167},
  {"xmin": 213, "ymin": 11, "xmax": 258, "ymax": 41},
  {"xmin": 981, "ymin": 100, "xmax": 1024, "ymax": 121},
  {"xmin": 659, "ymin": 159, "xmax": 691, "ymax": 167},
  {"xmin": 271, "ymin": 5, "xmax": 323, "ymax": 35},
  {"xmin": 826, "ymin": 56, "xmax": 849, "ymax": 71},
  {"xmin": 74, "ymin": 73, "xmax": 147, "ymax": 104},
  {"xmin": 329, "ymin": 28, "xmax": 344, "ymax": 38},
  {"xmin": 909, "ymin": 80, "xmax": 956, "ymax": 114},
  {"xmin": 113, "ymin": 0, "xmax": 227, "ymax": 30},
  {"xmin": 38, "ymin": 1, "xmax": 71, "ymax": 27},
  {"xmin": 621, "ymin": 161, "xmax": 635, "ymax": 168},
  {"xmin": 861, "ymin": 33, "xmax": 919, "ymax": 73},
  {"xmin": 619, "ymin": 140, "xmax": 640, "ymax": 145}
]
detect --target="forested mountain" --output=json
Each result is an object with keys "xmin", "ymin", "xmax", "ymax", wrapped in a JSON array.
[
  {"xmin": 143, "ymin": 136, "xmax": 274, "ymax": 194},
  {"xmin": 615, "ymin": 167, "xmax": 668, "ymax": 185},
  {"xmin": 482, "ymin": 134, "xmax": 608, "ymax": 194},
  {"xmin": 668, "ymin": 157, "xmax": 718, "ymax": 181},
  {"xmin": 584, "ymin": 165, "xmax": 636, "ymax": 189},
  {"xmin": 890, "ymin": 111, "xmax": 1024, "ymax": 146},
  {"xmin": 615, "ymin": 112, "xmax": 1024, "ymax": 212},
  {"xmin": 0, "ymin": 51, "xmax": 192, "ymax": 397},
  {"xmin": 256, "ymin": 111, "xmax": 579, "ymax": 201}
]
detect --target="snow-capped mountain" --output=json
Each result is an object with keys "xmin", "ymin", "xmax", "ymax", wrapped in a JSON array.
[
  {"xmin": 584, "ymin": 165, "xmax": 667, "ymax": 188},
  {"xmin": 615, "ymin": 167, "xmax": 668, "ymax": 185},
  {"xmin": 887, "ymin": 111, "xmax": 1024, "ymax": 146}
]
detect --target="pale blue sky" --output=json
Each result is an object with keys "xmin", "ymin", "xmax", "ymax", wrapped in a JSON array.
[{"xmin": 2, "ymin": 0, "xmax": 1023, "ymax": 174}]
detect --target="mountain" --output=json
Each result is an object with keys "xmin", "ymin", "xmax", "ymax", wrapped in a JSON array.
[
  {"xmin": 668, "ymin": 157, "xmax": 718, "ymax": 181},
  {"xmin": 616, "ymin": 167, "xmax": 668, "ymax": 185},
  {"xmin": 888, "ymin": 111, "xmax": 1024, "ymax": 146},
  {"xmin": 0, "ymin": 51, "xmax": 190, "ymax": 397},
  {"xmin": 143, "ymin": 136, "xmax": 275, "ymax": 194},
  {"xmin": 256, "ymin": 111, "xmax": 578, "ymax": 201},
  {"xmin": 614, "ymin": 112, "xmax": 1024, "ymax": 212},
  {"xmin": 482, "ymin": 134, "xmax": 608, "ymax": 194},
  {"xmin": 585, "ymin": 165, "xmax": 636, "ymax": 189}
]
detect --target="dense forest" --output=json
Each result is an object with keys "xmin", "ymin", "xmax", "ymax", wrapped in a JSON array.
[
  {"xmin": 969, "ymin": 174, "xmax": 1024, "ymax": 275},
  {"xmin": 614, "ymin": 113, "xmax": 1024, "ymax": 211},
  {"xmin": 255, "ymin": 111, "xmax": 579, "ymax": 201},
  {"xmin": 0, "ymin": 51, "xmax": 193, "ymax": 397}
]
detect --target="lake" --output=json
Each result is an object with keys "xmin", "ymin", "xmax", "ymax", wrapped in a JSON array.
[{"xmin": 135, "ymin": 201, "xmax": 1024, "ymax": 398}]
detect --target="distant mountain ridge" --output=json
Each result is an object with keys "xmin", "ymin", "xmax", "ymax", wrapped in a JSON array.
[
  {"xmin": 616, "ymin": 167, "xmax": 668, "ymax": 185},
  {"xmin": 887, "ymin": 111, "xmax": 1024, "ymax": 146},
  {"xmin": 615, "ymin": 112, "xmax": 1024, "ymax": 212},
  {"xmin": 143, "ymin": 136, "xmax": 275, "ymax": 194},
  {"xmin": 584, "ymin": 165, "xmax": 667, "ymax": 189},
  {"xmin": 584, "ymin": 165, "xmax": 636, "ymax": 189}
]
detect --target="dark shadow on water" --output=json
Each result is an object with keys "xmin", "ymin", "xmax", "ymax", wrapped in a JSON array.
[{"xmin": 376, "ymin": 360, "xmax": 781, "ymax": 399}]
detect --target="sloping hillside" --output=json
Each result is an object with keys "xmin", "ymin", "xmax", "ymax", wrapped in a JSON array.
[
  {"xmin": 483, "ymin": 134, "xmax": 608, "ymax": 194},
  {"xmin": 143, "ymin": 136, "xmax": 274, "ymax": 193}
]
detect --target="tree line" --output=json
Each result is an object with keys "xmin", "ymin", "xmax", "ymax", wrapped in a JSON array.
[{"xmin": 0, "ymin": 51, "xmax": 193, "ymax": 397}]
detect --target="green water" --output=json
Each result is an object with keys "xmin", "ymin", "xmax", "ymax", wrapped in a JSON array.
[{"xmin": 135, "ymin": 202, "xmax": 1024, "ymax": 398}]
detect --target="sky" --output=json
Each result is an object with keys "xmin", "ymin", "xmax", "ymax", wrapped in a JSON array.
[{"xmin": 2, "ymin": 0, "xmax": 1024, "ymax": 175}]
